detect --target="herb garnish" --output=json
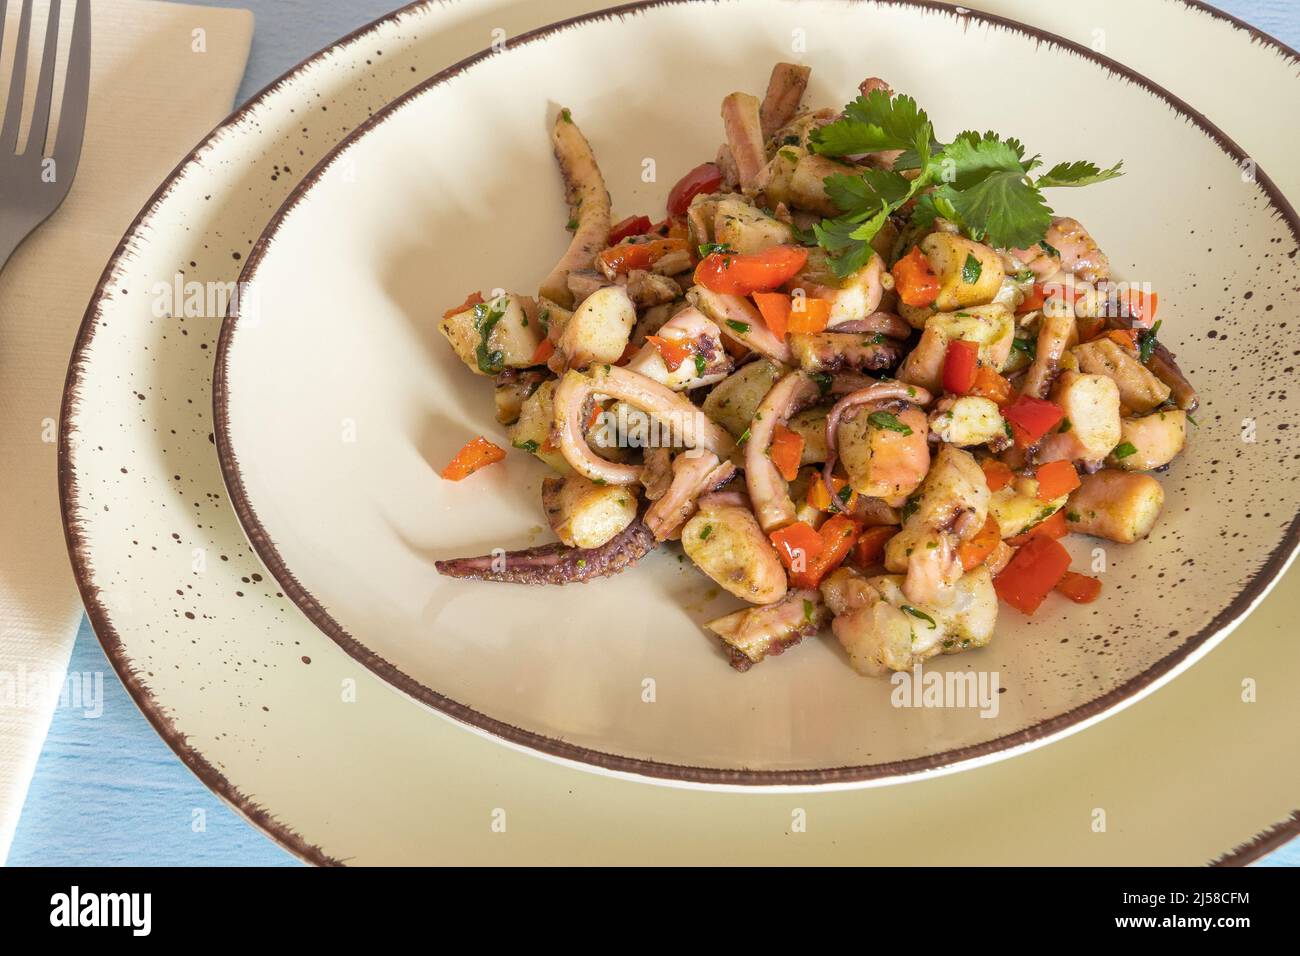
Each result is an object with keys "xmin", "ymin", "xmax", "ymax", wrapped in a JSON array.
[
  {"xmin": 901, "ymin": 605, "xmax": 937, "ymax": 629},
  {"xmin": 512, "ymin": 439, "xmax": 539, "ymax": 454},
  {"xmin": 1113, "ymin": 441, "xmax": 1138, "ymax": 460},
  {"xmin": 725, "ymin": 319, "xmax": 751, "ymax": 335},
  {"xmin": 1137, "ymin": 319, "xmax": 1162, "ymax": 364},
  {"xmin": 808, "ymin": 89, "xmax": 1122, "ymax": 276},
  {"xmin": 961, "ymin": 253, "xmax": 982, "ymax": 285},
  {"xmin": 472, "ymin": 299, "xmax": 507, "ymax": 374},
  {"xmin": 867, "ymin": 410, "xmax": 913, "ymax": 435}
]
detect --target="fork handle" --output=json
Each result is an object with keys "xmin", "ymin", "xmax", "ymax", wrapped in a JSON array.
[{"xmin": 0, "ymin": 221, "xmax": 28, "ymax": 274}]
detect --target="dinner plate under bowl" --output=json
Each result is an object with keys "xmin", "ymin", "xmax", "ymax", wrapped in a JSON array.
[{"xmin": 214, "ymin": 0, "xmax": 1300, "ymax": 785}]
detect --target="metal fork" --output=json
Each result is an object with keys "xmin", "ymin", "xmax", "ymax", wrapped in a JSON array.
[{"xmin": 0, "ymin": 0, "xmax": 90, "ymax": 271}]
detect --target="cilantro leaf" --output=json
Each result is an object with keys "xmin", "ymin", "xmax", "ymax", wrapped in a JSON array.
[
  {"xmin": 823, "ymin": 169, "xmax": 910, "ymax": 214},
  {"xmin": 1036, "ymin": 160, "xmax": 1124, "ymax": 188},
  {"xmin": 938, "ymin": 131, "xmax": 1029, "ymax": 189},
  {"xmin": 810, "ymin": 90, "xmax": 931, "ymax": 157},
  {"xmin": 945, "ymin": 169, "xmax": 1052, "ymax": 249}
]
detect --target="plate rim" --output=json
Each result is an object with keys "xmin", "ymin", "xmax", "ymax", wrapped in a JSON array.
[
  {"xmin": 210, "ymin": 0, "xmax": 1300, "ymax": 788},
  {"xmin": 55, "ymin": 0, "xmax": 1300, "ymax": 864}
]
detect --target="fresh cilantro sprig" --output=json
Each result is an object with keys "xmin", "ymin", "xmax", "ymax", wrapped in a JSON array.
[{"xmin": 808, "ymin": 91, "xmax": 1122, "ymax": 276}]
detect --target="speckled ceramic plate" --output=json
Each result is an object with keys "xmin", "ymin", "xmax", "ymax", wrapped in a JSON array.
[
  {"xmin": 61, "ymin": 0, "xmax": 1300, "ymax": 862},
  {"xmin": 213, "ymin": 0, "xmax": 1300, "ymax": 786}
]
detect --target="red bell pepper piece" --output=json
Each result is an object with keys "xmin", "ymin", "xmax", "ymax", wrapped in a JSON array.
[
  {"xmin": 891, "ymin": 246, "xmax": 940, "ymax": 308},
  {"xmin": 608, "ymin": 215, "xmax": 652, "ymax": 245},
  {"xmin": 993, "ymin": 534, "xmax": 1072, "ymax": 615},
  {"xmin": 1002, "ymin": 395, "xmax": 1065, "ymax": 448},
  {"xmin": 694, "ymin": 245, "xmax": 809, "ymax": 296},
  {"xmin": 942, "ymin": 339, "xmax": 980, "ymax": 394}
]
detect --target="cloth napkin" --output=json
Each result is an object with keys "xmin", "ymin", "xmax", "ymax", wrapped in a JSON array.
[{"xmin": 0, "ymin": 0, "xmax": 252, "ymax": 862}]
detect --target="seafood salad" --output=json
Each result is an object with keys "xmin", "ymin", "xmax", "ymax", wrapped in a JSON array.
[{"xmin": 434, "ymin": 63, "xmax": 1197, "ymax": 677}]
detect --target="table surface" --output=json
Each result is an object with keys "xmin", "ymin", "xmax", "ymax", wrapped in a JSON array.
[{"xmin": 8, "ymin": 0, "xmax": 1299, "ymax": 867}]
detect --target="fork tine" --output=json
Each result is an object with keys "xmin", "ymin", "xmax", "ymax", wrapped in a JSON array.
[
  {"xmin": 0, "ymin": 0, "xmax": 33, "ymax": 152},
  {"xmin": 51, "ymin": 0, "xmax": 86, "ymax": 172},
  {"xmin": 24, "ymin": 0, "xmax": 60, "ymax": 156}
]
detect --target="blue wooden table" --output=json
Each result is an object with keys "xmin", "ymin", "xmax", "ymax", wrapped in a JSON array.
[{"xmin": 8, "ymin": 0, "xmax": 1299, "ymax": 866}]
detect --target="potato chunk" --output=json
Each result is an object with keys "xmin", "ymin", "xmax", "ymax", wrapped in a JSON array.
[
  {"xmin": 700, "ymin": 359, "xmax": 785, "ymax": 440},
  {"xmin": 554, "ymin": 285, "xmax": 635, "ymax": 370},
  {"xmin": 897, "ymin": 304, "xmax": 1015, "ymax": 391},
  {"xmin": 1035, "ymin": 371, "xmax": 1121, "ymax": 464},
  {"xmin": 1110, "ymin": 410, "xmax": 1187, "ymax": 471},
  {"xmin": 787, "ymin": 406, "xmax": 829, "ymax": 464},
  {"xmin": 1065, "ymin": 470, "xmax": 1164, "ymax": 543},
  {"xmin": 920, "ymin": 233, "xmax": 1005, "ymax": 311},
  {"xmin": 1071, "ymin": 337, "xmax": 1171, "ymax": 413},
  {"xmin": 928, "ymin": 396, "xmax": 1005, "ymax": 447},
  {"xmin": 507, "ymin": 379, "xmax": 571, "ymax": 474},
  {"xmin": 988, "ymin": 478, "xmax": 1067, "ymax": 539},
  {"xmin": 439, "ymin": 293, "xmax": 543, "ymax": 376},
  {"xmin": 820, "ymin": 565, "xmax": 997, "ymax": 675},
  {"xmin": 712, "ymin": 197, "xmax": 793, "ymax": 254},
  {"xmin": 542, "ymin": 475, "xmax": 637, "ymax": 548},
  {"xmin": 682, "ymin": 503, "xmax": 788, "ymax": 605}
]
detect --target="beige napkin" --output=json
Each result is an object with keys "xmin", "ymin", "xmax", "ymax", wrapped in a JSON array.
[{"xmin": 0, "ymin": 0, "xmax": 252, "ymax": 860}]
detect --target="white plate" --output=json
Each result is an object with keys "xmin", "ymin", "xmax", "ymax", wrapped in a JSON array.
[
  {"xmin": 61, "ymin": 0, "xmax": 1300, "ymax": 862},
  {"xmin": 214, "ymin": 0, "xmax": 1300, "ymax": 784}
]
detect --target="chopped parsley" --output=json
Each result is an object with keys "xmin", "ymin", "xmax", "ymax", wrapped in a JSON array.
[
  {"xmin": 1011, "ymin": 336, "xmax": 1036, "ymax": 360},
  {"xmin": 867, "ymin": 410, "xmax": 913, "ymax": 435},
  {"xmin": 737, "ymin": 427, "xmax": 751, "ymax": 445},
  {"xmin": 961, "ymin": 253, "xmax": 982, "ymax": 284},
  {"xmin": 1113, "ymin": 441, "xmax": 1138, "ymax": 460},
  {"xmin": 901, "ymin": 605, "xmax": 937, "ymax": 629},
  {"xmin": 512, "ymin": 439, "xmax": 540, "ymax": 454},
  {"xmin": 700, "ymin": 524, "xmax": 713, "ymax": 541},
  {"xmin": 1038, "ymin": 239, "xmax": 1061, "ymax": 259},
  {"xmin": 693, "ymin": 354, "xmax": 707, "ymax": 377},
  {"xmin": 1137, "ymin": 319, "xmax": 1163, "ymax": 364},
  {"xmin": 698, "ymin": 242, "xmax": 735, "ymax": 258},
  {"xmin": 725, "ymin": 319, "xmax": 751, "ymax": 335},
  {"xmin": 811, "ymin": 372, "xmax": 834, "ymax": 395},
  {"xmin": 472, "ymin": 299, "xmax": 507, "ymax": 374},
  {"xmin": 802, "ymin": 599, "xmax": 815, "ymax": 625},
  {"xmin": 559, "ymin": 108, "xmax": 573, "ymax": 123}
]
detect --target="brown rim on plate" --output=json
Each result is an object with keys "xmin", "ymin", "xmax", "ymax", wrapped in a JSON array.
[
  {"xmin": 60, "ymin": 0, "xmax": 1300, "ymax": 865},
  {"xmin": 214, "ymin": 0, "xmax": 1300, "ymax": 789}
]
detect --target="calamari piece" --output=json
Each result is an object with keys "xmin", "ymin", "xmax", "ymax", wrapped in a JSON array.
[
  {"xmin": 688, "ymin": 285, "xmax": 793, "ymax": 365},
  {"xmin": 822, "ymin": 381, "xmax": 933, "ymax": 506},
  {"xmin": 1044, "ymin": 216, "xmax": 1109, "ymax": 283},
  {"xmin": 644, "ymin": 452, "xmax": 736, "ymax": 541},
  {"xmin": 1021, "ymin": 305, "xmax": 1076, "ymax": 399},
  {"xmin": 745, "ymin": 370, "xmax": 825, "ymax": 532},
  {"xmin": 707, "ymin": 589, "xmax": 829, "ymax": 671},
  {"xmin": 623, "ymin": 306, "xmax": 732, "ymax": 391},
  {"xmin": 883, "ymin": 444, "xmax": 989, "ymax": 607},
  {"xmin": 721, "ymin": 92, "xmax": 767, "ymax": 196},
  {"xmin": 539, "ymin": 109, "xmax": 612, "ymax": 309},
  {"xmin": 435, "ymin": 518, "xmax": 655, "ymax": 585},
  {"xmin": 789, "ymin": 332, "xmax": 901, "ymax": 374},
  {"xmin": 829, "ymin": 311, "xmax": 911, "ymax": 339},
  {"xmin": 552, "ymin": 364, "xmax": 737, "ymax": 485},
  {"xmin": 759, "ymin": 62, "xmax": 811, "ymax": 139}
]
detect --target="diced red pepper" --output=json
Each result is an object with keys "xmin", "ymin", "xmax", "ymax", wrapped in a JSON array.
[
  {"xmin": 1002, "ymin": 395, "xmax": 1065, "ymax": 448},
  {"xmin": 1056, "ymin": 571, "xmax": 1102, "ymax": 604},
  {"xmin": 529, "ymin": 338, "xmax": 555, "ymax": 365},
  {"xmin": 608, "ymin": 215, "xmax": 653, "ymax": 245},
  {"xmin": 597, "ymin": 237, "xmax": 689, "ymax": 275},
  {"xmin": 694, "ymin": 245, "xmax": 809, "ymax": 296},
  {"xmin": 646, "ymin": 333, "xmax": 694, "ymax": 372},
  {"xmin": 1015, "ymin": 282, "xmax": 1046, "ymax": 315},
  {"xmin": 788, "ymin": 515, "xmax": 862, "ymax": 589},
  {"xmin": 440, "ymin": 436, "xmax": 506, "ymax": 481},
  {"xmin": 968, "ymin": 366, "xmax": 1013, "ymax": 406},
  {"xmin": 1076, "ymin": 315, "xmax": 1107, "ymax": 343},
  {"xmin": 980, "ymin": 458, "xmax": 1015, "ymax": 493},
  {"xmin": 1034, "ymin": 460, "xmax": 1081, "ymax": 501},
  {"xmin": 752, "ymin": 291, "xmax": 792, "ymax": 338},
  {"xmin": 786, "ymin": 296, "xmax": 832, "ymax": 333},
  {"xmin": 443, "ymin": 290, "xmax": 483, "ymax": 320},
  {"xmin": 1105, "ymin": 329, "xmax": 1139, "ymax": 351},
  {"xmin": 993, "ymin": 534, "xmax": 1072, "ymax": 615},
  {"xmin": 891, "ymin": 246, "xmax": 940, "ymax": 308},
  {"xmin": 956, "ymin": 513, "xmax": 1001, "ymax": 572},
  {"xmin": 852, "ymin": 525, "xmax": 896, "ymax": 568},
  {"xmin": 667, "ymin": 162, "xmax": 724, "ymax": 216},
  {"xmin": 768, "ymin": 423, "xmax": 804, "ymax": 482},
  {"xmin": 770, "ymin": 521, "xmax": 825, "ymax": 572},
  {"xmin": 942, "ymin": 339, "xmax": 980, "ymax": 395}
]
